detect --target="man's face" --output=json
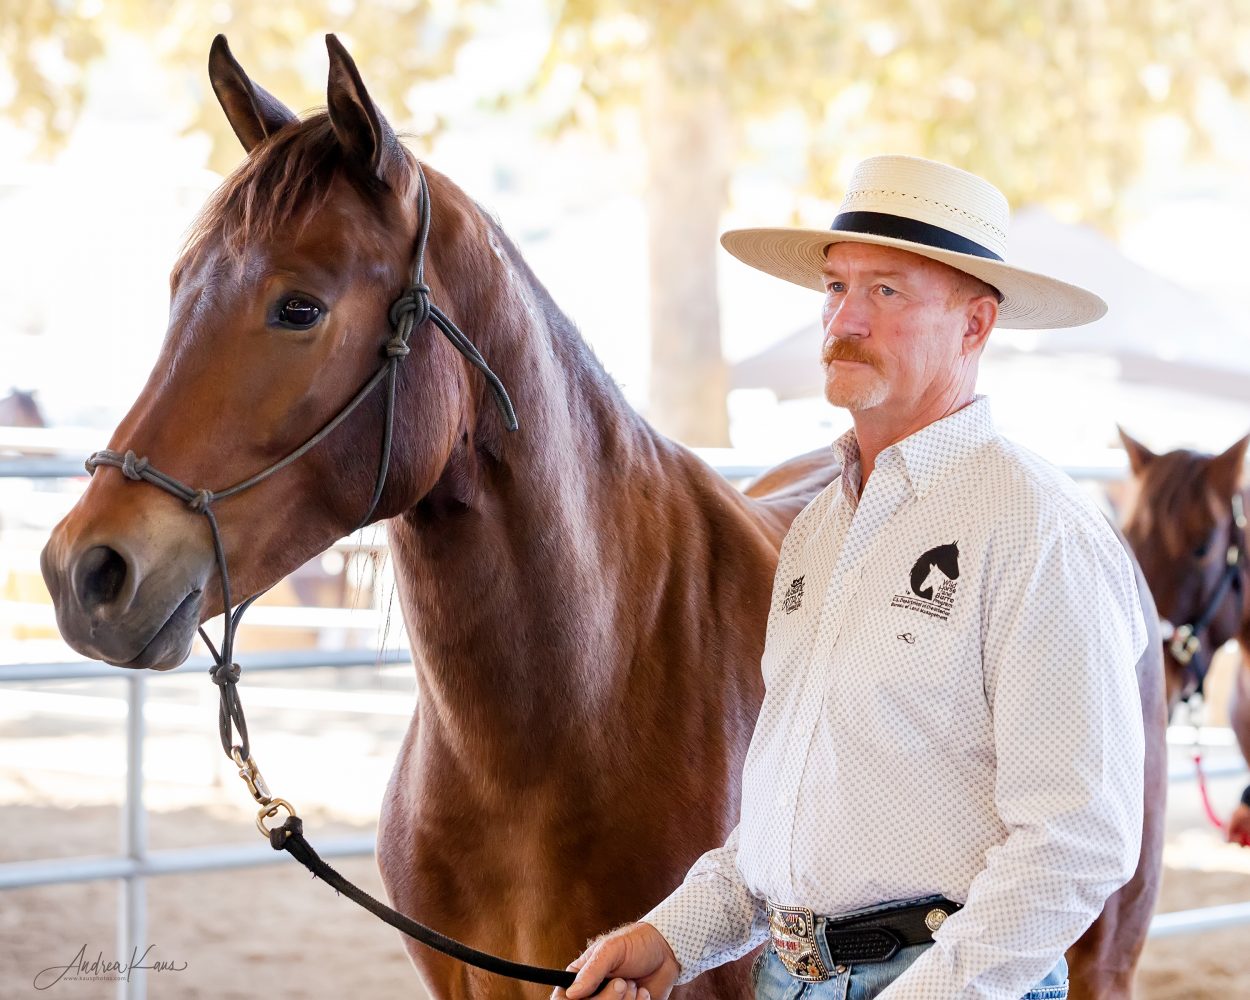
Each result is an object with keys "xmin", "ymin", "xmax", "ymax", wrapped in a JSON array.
[{"xmin": 819, "ymin": 242, "xmax": 994, "ymax": 416}]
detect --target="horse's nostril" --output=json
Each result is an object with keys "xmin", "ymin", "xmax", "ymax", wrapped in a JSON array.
[{"xmin": 74, "ymin": 544, "xmax": 129, "ymax": 610}]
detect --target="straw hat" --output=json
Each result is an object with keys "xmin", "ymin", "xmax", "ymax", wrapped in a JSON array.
[{"xmin": 720, "ymin": 155, "xmax": 1106, "ymax": 330}]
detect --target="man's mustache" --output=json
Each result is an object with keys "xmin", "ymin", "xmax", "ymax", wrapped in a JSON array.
[{"xmin": 821, "ymin": 340, "xmax": 881, "ymax": 370}]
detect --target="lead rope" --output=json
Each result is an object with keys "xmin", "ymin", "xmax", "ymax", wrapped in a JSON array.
[
  {"xmin": 84, "ymin": 163, "xmax": 606, "ymax": 995},
  {"xmin": 1181, "ymin": 694, "xmax": 1228, "ymax": 832},
  {"xmin": 1192, "ymin": 751, "xmax": 1227, "ymax": 832}
]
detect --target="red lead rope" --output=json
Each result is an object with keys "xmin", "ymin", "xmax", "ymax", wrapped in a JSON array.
[{"xmin": 1192, "ymin": 751, "xmax": 1227, "ymax": 831}]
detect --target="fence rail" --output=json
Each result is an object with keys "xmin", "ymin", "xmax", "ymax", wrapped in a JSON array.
[
  {"xmin": 1, "ymin": 453, "xmax": 1245, "ymax": 999},
  {"xmin": 0, "ymin": 649, "xmax": 408, "ymax": 1000}
]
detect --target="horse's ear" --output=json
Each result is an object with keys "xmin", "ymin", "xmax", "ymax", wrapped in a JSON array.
[
  {"xmin": 1207, "ymin": 433, "xmax": 1250, "ymax": 500},
  {"xmin": 208, "ymin": 35, "xmax": 297, "ymax": 153},
  {"xmin": 325, "ymin": 34, "xmax": 402, "ymax": 183},
  {"xmin": 1117, "ymin": 425, "xmax": 1156, "ymax": 477}
]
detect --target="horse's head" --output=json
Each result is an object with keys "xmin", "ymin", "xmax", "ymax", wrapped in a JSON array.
[
  {"xmin": 1118, "ymin": 426, "xmax": 1249, "ymax": 702},
  {"xmin": 42, "ymin": 35, "xmax": 510, "ymax": 669}
]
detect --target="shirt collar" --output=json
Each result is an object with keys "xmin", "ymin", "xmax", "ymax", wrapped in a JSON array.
[{"xmin": 831, "ymin": 395, "xmax": 996, "ymax": 503}]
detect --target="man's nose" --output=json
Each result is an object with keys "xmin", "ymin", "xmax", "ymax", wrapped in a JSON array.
[{"xmin": 823, "ymin": 290, "xmax": 871, "ymax": 339}]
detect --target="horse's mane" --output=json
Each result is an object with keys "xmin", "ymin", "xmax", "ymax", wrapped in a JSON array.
[
  {"xmin": 181, "ymin": 114, "xmax": 391, "ymax": 266},
  {"xmin": 478, "ymin": 212, "xmax": 634, "ymax": 413}
]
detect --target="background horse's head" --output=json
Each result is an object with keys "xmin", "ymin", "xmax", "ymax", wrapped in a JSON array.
[
  {"xmin": 41, "ymin": 35, "xmax": 510, "ymax": 669},
  {"xmin": 0, "ymin": 388, "xmax": 47, "ymax": 428},
  {"xmin": 1118, "ymin": 426, "xmax": 1249, "ymax": 704}
]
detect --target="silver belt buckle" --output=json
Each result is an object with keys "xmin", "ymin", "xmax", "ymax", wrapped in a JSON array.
[{"xmin": 766, "ymin": 901, "xmax": 830, "ymax": 982}]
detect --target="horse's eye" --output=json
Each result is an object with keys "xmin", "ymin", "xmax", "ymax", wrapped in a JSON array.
[
  {"xmin": 275, "ymin": 297, "xmax": 323, "ymax": 328},
  {"xmin": 1193, "ymin": 541, "xmax": 1211, "ymax": 560}
]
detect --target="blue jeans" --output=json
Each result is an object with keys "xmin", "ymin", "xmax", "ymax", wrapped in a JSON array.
[{"xmin": 751, "ymin": 902, "xmax": 1069, "ymax": 1000}]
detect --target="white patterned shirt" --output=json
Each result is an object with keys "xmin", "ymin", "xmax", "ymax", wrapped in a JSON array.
[{"xmin": 641, "ymin": 395, "xmax": 1147, "ymax": 999}]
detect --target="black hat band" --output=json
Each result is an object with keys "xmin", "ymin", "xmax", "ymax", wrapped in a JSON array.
[{"xmin": 830, "ymin": 210, "xmax": 1004, "ymax": 262}]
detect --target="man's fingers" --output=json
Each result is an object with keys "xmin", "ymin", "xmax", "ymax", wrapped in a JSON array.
[
  {"xmin": 575, "ymin": 976, "xmax": 626, "ymax": 999},
  {"xmin": 565, "ymin": 939, "xmax": 623, "ymax": 999}
]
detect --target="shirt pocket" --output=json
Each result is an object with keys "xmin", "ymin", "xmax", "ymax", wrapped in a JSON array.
[{"xmin": 835, "ymin": 565, "xmax": 985, "ymax": 755}]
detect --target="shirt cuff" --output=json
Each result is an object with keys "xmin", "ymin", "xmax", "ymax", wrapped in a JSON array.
[{"xmin": 639, "ymin": 876, "xmax": 750, "ymax": 986}]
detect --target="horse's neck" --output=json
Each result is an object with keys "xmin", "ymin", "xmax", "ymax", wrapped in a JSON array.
[{"xmin": 386, "ymin": 219, "xmax": 710, "ymax": 775}]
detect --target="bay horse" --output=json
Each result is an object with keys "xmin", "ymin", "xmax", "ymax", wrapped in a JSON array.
[
  {"xmin": 38, "ymin": 35, "xmax": 1164, "ymax": 999},
  {"xmin": 1117, "ymin": 428, "xmax": 1250, "ymax": 847}
]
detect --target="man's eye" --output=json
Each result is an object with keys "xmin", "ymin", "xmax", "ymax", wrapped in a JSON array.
[
  {"xmin": 879, "ymin": 285, "xmax": 896, "ymax": 296},
  {"xmin": 826, "ymin": 281, "xmax": 846, "ymax": 293},
  {"xmin": 275, "ymin": 296, "xmax": 323, "ymax": 328}
]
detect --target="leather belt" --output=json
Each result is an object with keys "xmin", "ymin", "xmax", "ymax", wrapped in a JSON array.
[{"xmin": 765, "ymin": 896, "xmax": 962, "ymax": 982}]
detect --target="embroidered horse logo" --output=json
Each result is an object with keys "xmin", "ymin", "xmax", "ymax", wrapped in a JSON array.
[{"xmin": 910, "ymin": 542, "xmax": 960, "ymax": 600}]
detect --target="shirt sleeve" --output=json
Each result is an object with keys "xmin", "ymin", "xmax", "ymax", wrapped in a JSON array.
[
  {"xmin": 638, "ymin": 824, "xmax": 770, "ymax": 985},
  {"xmin": 879, "ymin": 512, "xmax": 1148, "ymax": 1000}
]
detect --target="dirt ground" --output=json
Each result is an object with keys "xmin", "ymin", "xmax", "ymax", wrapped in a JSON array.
[
  {"xmin": 1, "ymin": 665, "xmax": 1248, "ymax": 999},
  {"xmin": 2, "ymin": 803, "xmax": 422, "ymax": 999},
  {"xmin": 3, "ymin": 802, "xmax": 1249, "ymax": 999}
]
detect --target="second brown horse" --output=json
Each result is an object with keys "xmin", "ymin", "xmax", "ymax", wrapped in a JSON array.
[{"xmin": 1119, "ymin": 428, "xmax": 1250, "ymax": 848}]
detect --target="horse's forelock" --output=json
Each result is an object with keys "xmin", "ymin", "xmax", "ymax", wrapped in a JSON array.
[
  {"xmin": 179, "ymin": 113, "xmax": 400, "ymax": 271},
  {"xmin": 1136, "ymin": 451, "xmax": 1222, "ymax": 554}
]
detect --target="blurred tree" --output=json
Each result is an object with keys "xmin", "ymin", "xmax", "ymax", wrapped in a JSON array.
[
  {"xmin": 0, "ymin": 0, "xmax": 105, "ymax": 157},
  {"xmin": 6, "ymin": 2, "xmax": 1250, "ymax": 445},
  {"xmin": 0, "ymin": 0, "xmax": 473, "ymax": 173},
  {"xmin": 529, "ymin": 0, "xmax": 1250, "ymax": 444}
]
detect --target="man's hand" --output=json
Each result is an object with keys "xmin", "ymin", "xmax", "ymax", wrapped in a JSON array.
[
  {"xmin": 551, "ymin": 921, "xmax": 681, "ymax": 1000},
  {"xmin": 1227, "ymin": 803, "xmax": 1250, "ymax": 847}
]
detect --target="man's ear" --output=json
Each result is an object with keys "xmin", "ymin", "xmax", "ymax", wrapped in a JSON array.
[
  {"xmin": 325, "ymin": 33, "xmax": 404, "ymax": 184},
  {"xmin": 962, "ymin": 295, "xmax": 997, "ymax": 355},
  {"xmin": 208, "ymin": 35, "xmax": 297, "ymax": 152}
]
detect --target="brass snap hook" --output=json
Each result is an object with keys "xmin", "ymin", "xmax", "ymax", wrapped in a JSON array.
[
  {"xmin": 256, "ymin": 798, "xmax": 298, "ymax": 838},
  {"xmin": 231, "ymin": 745, "xmax": 272, "ymax": 805}
]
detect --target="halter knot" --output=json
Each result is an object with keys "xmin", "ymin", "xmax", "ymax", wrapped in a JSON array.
[
  {"xmin": 388, "ymin": 283, "xmax": 432, "ymax": 330},
  {"xmin": 84, "ymin": 454, "xmax": 101, "ymax": 475},
  {"xmin": 188, "ymin": 489, "xmax": 214, "ymax": 513},
  {"xmin": 121, "ymin": 450, "xmax": 149, "ymax": 481},
  {"xmin": 384, "ymin": 336, "xmax": 411, "ymax": 358},
  {"xmin": 210, "ymin": 662, "xmax": 241, "ymax": 686}
]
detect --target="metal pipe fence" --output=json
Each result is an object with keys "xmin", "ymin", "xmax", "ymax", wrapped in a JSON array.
[
  {"xmin": 1, "ymin": 455, "xmax": 1247, "ymax": 999},
  {"xmin": 0, "ymin": 649, "xmax": 409, "ymax": 1000}
]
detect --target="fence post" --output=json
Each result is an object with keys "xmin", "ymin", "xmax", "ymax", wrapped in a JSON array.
[{"xmin": 118, "ymin": 672, "xmax": 147, "ymax": 1000}]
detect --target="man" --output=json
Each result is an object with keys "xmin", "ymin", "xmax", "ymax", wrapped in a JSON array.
[{"xmin": 555, "ymin": 155, "xmax": 1147, "ymax": 1000}]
